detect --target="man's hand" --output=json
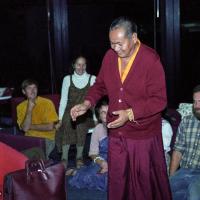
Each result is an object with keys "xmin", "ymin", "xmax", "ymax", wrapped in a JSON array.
[
  {"xmin": 21, "ymin": 99, "xmax": 35, "ymax": 131},
  {"xmin": 169, "ymin": 150, "xmax": 182, "ymax": 176},
  {"xmin": 70, "ymin": 100, "xmax": 91, "ymax": 121},
  {"xmin": 107, "ymin": 110, "xmax": 129, "ymax": 128},
  {"xmin": 27, "ymin": 99, "xmax": 35, "ymax": 111}
]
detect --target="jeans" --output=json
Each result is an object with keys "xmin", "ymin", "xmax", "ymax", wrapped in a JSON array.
[
  {"xmin": 45, "ymin": 139, "xmax": 55, "ymax": 159},
  {"xmin": 170, "ymin": 168, "xmax": 200, "ymax": 200}
]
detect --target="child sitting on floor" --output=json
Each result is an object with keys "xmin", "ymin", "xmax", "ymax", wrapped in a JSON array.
[{"xmin": 69, "ymin": 97, "xmax": 108, "ymax": 191}]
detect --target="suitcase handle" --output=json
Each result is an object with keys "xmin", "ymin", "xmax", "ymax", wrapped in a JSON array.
[{"xmin": 25, "ymin": 159, "xmax": 48, "ymax": 182}]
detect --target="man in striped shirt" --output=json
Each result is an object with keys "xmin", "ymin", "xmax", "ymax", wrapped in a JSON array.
[{"xmin": 170, "ymin": 85, "xmax": 200, "ymax": 200}]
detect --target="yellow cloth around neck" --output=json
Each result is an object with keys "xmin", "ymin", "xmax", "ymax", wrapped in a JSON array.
[{"xmin": 118, "ymin": 40, "xmax": 141, "ymax": 83}]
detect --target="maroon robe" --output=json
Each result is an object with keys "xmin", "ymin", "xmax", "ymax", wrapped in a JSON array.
[{"xmin": 86, "ymin": 43, "xmax": 172, "ymax": 200}]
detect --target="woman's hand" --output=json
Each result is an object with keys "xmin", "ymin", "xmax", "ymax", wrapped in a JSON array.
[
  {"xmin": 54, "ymin": 120, "xmax": 62, "ymax": 130},
  {"xmin": 98, "ymin": 160, "xmax": 108, "ymax": 173}
]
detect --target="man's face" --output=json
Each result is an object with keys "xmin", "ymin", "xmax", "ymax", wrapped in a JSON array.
[
  {"xmin": 22, "ymin": 84, "xmax": 38, "ymax": 100},
  {"xmin": 193, "ymin": 91, "xmax": 200, "ymax": 119},
  {"xmin": 109, "ymin": 27, "xmax": 137, "ymax": 58},
  {"xmin": 74, "ymin": 57, "xmax": 87, "ymax": 75}
]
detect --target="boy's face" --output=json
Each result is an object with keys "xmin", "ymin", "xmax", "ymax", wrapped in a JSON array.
[
  {"xmin": 22, "ymin": 84, "xmax": 38, "ymax": 100},
  {"xmin": 99, "ymin": 105, "xmax": 108, "ymax": 123}
]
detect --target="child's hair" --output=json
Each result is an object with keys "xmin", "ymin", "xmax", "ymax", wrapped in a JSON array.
[{"xmin": 95, "ymin": 96, "xmax": 109, "ymax": 123}]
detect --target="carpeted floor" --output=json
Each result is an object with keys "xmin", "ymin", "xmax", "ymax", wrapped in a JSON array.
[
  {"xmin": 0, "ymin": 126, "xmax": 107, "ymax": 200},
  {"xmin": 67, "ymin": 177, "xmax": 107, "ymax": 200}
]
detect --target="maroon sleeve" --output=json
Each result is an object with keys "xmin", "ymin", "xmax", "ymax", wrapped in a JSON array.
[{"xmin": 85, "ymin": 52, "xmax": 109, "ymax": 107}]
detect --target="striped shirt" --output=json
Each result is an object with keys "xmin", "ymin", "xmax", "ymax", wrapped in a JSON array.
[{"xmin": 174, "ymin": 114, "xmax": 200, "ymax": 168}]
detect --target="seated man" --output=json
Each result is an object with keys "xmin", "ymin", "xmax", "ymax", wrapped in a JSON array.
[
  {"xmin": 169, "ymin": 85, "xmax": 200, "ymax": 200},
  {"xmin": 17, "ymin": 79, "xmax": 58, "ymax": 159}
]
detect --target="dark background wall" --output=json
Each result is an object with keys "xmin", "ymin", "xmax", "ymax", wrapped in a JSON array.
[
  {"xmin": 0, "ymin": 0, "xmax": 51, "ymax": 95},
  {"xmin": 67, "ymin": 1, "xmax": 154, "ymax": 75},
  {"xmin": 0, "ymin": 0, "xmax": 200, "ymax": 107},
  {"xmin": 179, "ymin": 0, "xmax": 200, "ymax": 102}
]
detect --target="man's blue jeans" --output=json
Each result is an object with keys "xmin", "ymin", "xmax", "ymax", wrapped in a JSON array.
[{"xmin": 170, "ymin": 168, "xmax": 200, "ymax": 200}]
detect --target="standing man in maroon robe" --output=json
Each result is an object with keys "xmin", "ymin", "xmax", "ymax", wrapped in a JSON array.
[{"xmin": 71, "ymin": 16, "xmax": 171, "ymax": 200}]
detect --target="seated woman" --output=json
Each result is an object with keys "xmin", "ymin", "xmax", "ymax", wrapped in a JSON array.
[{"xmin": 69, "ymin": 97, "xmax": 108, "ymax": 191}]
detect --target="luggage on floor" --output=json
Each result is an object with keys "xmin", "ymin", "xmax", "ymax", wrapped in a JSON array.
[{"xmin": 3, "ymin": 159, "xmax": 66, "ymax": 200}]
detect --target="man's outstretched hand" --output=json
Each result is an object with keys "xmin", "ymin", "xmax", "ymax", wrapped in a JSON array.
[{"xmin": 70, "ymin": 100, "xmax": 91, "ymax": 121}]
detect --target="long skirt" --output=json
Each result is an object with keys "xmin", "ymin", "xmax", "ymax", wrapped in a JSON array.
[{"xmin": 108, "ymin": 134, "xmax": 172, "ymax": 200}]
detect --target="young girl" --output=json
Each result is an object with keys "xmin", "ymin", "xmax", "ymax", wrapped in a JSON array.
[{"xmin": 69, "ymin": 97, "xmax": 108, "ymax": 191}]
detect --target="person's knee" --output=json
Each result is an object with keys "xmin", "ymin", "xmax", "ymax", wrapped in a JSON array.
[
  {"xmin": 188, "ymin": 177, "xmax": 200, "ymax": 200},
  {"xmin": 169, "ymin": 171, "xmax": 187, "ymax": 193},
  {"xmin": 169, "ymin": 173, "xmax": 180, "ymax": 188}
]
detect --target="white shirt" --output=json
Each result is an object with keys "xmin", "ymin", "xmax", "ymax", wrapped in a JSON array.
[
  {"xmin": 162, "ymin": 119, "xmax": 173, "ymax": 153},
  {"xmin": 89, "ymin": 123, "xmax": 107, "ymax": 156},
  {"xmin": 59, "ymin": 72, "xmax": 96, "ymax": 120}
]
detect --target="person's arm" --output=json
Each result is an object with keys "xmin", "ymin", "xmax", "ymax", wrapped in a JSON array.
[
  {"xmin": 59, "ymin": 76, "xmax": 70, "ymax": 120},
  {"xmin": 169, "ymin": 150, "xmax": 182, "ymax": 176},
  {"xmin": 29, "ymin": 123, "xmax": 54, "ymax": 131},
  {"xmin": 90, "ymin": 75, "xmax": 96, "ymax": 86},
  {"xmin": 20, "ymin": 100, "xmax": 35, "ymax": 132},
  {"xmin": 89, "ymin": 124, "xmax": 108, "ymax": 173},
  {"xmin": 169, "ymin": 119, "xmax": 185, "ymax": 176},
  {"xmin": 85, "ymin": 52, "xmax": 109, "ymax": 107},
  {"xmin": 129, "ymin": 56, "xmax": 167, "ymax": 121},
  {"xmin": 90, "ymin": 75, "xmax": 99, "ymax": 123},
  {"xmin": 162, "ymin": 119, "xmax": 173, "ymax": 152},
  {"xmin": 89, "ymin": 125, "xmax": 100, "ymax": 156},
  {"xmin": 71, "ymin": 100, "xmax": 91, "ymax": 121}
]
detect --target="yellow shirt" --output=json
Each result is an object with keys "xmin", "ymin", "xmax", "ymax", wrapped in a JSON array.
[{"xmin": 17, "ymin": 96, "xmax": 58, "ymax": 140}]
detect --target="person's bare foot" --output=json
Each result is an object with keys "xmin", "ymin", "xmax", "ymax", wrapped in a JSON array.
[
  {"xmin": 65, "ymin": 168, "xmax": 77, "ymax": 176},
  {"xmin": 76, "ymin": 159, "xmax": 84, "ymax": 169}
]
